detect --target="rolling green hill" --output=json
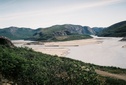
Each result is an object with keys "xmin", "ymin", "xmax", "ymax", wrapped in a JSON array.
[
  {"xmin": 98, "ymin": 21, "xmax": 126, "ymax": 37},
  {"xmin": 32, "ymin": 24, "xmax": 95, "ymax": 41},
  {"xmin": 0, "ymin": 25, "xmax": 103, "ymax": 41},
  {"xmin": 0, "ymin": 27, "xmax": 35, "ymax": 40}
]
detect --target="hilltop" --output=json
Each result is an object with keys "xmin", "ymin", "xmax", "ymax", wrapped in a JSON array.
[
  {"xmin": 0, "ymin": 27, "xmax": 35, "ymax": 40},
  {"xmin": 0, "ymin": 25, "xmax": 103, "ymax": 41},
  {"xmin": 98, "ymin": 21, "xmax": 126, "ymax": 37}
]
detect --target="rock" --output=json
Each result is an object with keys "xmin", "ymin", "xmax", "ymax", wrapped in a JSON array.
[
  {"xmin": 0, "ymin": 36, "xmax": 15, "ymax": 47},
  {"xmin": 120, "ymin": 37, "xmax": 126, "ymax": 41},
  {"xmin": 122, "ymin": 45, "xmax": 126, "ymax": 48}
]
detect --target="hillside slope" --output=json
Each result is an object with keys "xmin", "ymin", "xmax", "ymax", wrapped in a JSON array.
[
  {"xmin": 0, "ymin": 25, "xmax": 103, "ymax": 40},
  {"xmin": 98, "ymin": 21, "xmax": 126, "ymax": 37},
  {"xmin": 1, "ymin": 41, "xmax": 126, "ymax": 85},
  {"xmin": 33, "ymin": 24, "xmax": 101, "ymax": 41},
  {"xmin": 0, "ymin": 27, "xmax": 35, "ymax": 40}
]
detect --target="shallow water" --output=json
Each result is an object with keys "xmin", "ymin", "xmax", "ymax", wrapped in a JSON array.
[
  {"xmin": 12, "ymin": 37, "xmax": 126, "ymax": 68},
  {"xmin": 66, "ymin": 37, "xmax": 126, "ymax": 68}
]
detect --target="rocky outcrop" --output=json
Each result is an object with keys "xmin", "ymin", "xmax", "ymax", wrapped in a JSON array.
[
  {"xmin": 0, "ymin": 36, "xmax": 14, "ymax": 47},
  {"xmin": 120, "ymin": 37, "xmax": 126, "ymax": 41}
]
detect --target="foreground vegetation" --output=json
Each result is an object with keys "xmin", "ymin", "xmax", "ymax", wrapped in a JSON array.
[{"xmin": 1, "ymin": 46, "xmax": 126, "ymax": 85}]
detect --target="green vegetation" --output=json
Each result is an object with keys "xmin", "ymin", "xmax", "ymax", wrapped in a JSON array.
[
  {"xmin": 1, "ymin": 46, "xmax": 126, "ymax": 85},
  {"xmin": 33, "ymin": 25, "xmax": 93, "ymax": 41},
  {"xmin": 33, "ymin": 34, "xmax": 92, "ymax": 41},
  {"xmin": 52, "ymin": 35, "xmax": 92, "ymax": 41},
  {"xmin": 42, "ymin": 25, "xmax": 65, "ymax": 34},
  {"xmin": 1, "ymin": 46, "xmax": 100, "ymax": 85},
  {"xmin": 104, "ymin": 77, "xmax": 126, "ymax": 85},
  {"xmin": 98, "ymin": 21, "xmax": 126, "ymax": 37},
  {"xmin": 0, "ymin": 24, "xmax": 103, "ymax": 41},
  {"xmin": 0, "ymin": 27, "xmax": 35, "ymax": 40}
]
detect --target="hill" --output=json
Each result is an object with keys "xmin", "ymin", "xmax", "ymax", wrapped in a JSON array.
[
  {"xmin": 98, "ymin": 21, "xmax": 126, "ymax": 37},
  {"xmin": 1, "ymin": 40, "xmax": 126, "ymax": 85},
  {"xmin": 0, "ymin": 25, "xmax": 103, "ymax": 41},
  {"xmin": 0, "ymin": 27, "xmax": 35, "ymax": 40},
  {"xmin": 32, "ymin": 24, "xmax": 103, "ymax": 41}
]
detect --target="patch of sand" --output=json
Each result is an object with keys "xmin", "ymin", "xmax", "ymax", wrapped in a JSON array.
[
  {"xmin": 44, "ymin": 39, "xmax": 99, "ymax": 46},
  {"xmin": 24, "ymin": 39, "xmax": 100, "ymax": 57},
  {"xmin": 96, "ymin": 69, "xmax": 126, "ymax": 81},
  {"xmin": 13, "ymin": 37, "xmax": 126, "ymax": 68},
  {"xmin": 34, "ymin": 47, "xmax": 69, "ymax": 56}
]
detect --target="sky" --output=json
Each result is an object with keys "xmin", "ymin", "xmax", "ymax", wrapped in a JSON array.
[{"xmin": 0, "ymin": 0, "xmax": 126, "ymax": 29}]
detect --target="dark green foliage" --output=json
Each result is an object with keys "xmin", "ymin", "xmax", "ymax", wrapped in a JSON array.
[
  {"xmin": 1, "ymin": 46, "xmax": 126, "ymax": 85},
  {"xmin": 98, "ymin": 21, "xmax": 126, "ymax": 37},
  {"xmin": 104, "ymin": 77, "xmax": 126, "ymax": 85},
  {"xmin": 0, "ymin": 27, "xmax": 35, "ymax": 40},
  {"xmin": 1, "ymin": 46, "xmax": 100, "ymax": 85},
  {"xmin": 33, "ymin": 25, "xmax": 93, "ymax": 41},
  {"xmin": 33, "ymin": 33, "xmax": 92, "ymax": 41},
  {"xmin": 94, "ymin": 66, "xmax": 126, "ymax": 74},
  {"xmin": 53, "ymin": 35, "xmax": 92, "ymax": 41}
]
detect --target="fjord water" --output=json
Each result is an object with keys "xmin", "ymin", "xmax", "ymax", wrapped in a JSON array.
[
  {"xmin": 66, "ymin": 37, "xmax": 126, "ymax": 68},
  {"xmin": 12, "ymin": 37, "xmax": 126, "ymax": 68}
]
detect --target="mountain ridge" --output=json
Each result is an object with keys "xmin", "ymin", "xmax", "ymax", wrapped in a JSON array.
[
  {"xmin": 0, "ymin": 24, "xmax": 103, "ymax": 40},
  {"xmin": 98, "ymin": 21, "xmax": 126, "ymax": 37}
]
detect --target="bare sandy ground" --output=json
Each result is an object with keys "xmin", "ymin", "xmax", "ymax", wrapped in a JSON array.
[
  {"xmin": 44, "ymin": 39, "xmax": 99, "ymax": 46},
  {"xmin": 13, "ymin": 37, "xmax": 126, "ymax": 68},
  {"xmin": 12, "ymin": 39, "xmax": 99, "ymax": 56},
  {"xmin": 28, "ymin": 46, "xmax": 70, "ymax": 56},
  {"xmin": 21, "ymin": 39, "xmax": 99, "ymax": 56}
]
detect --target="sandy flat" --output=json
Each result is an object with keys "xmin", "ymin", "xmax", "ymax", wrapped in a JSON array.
[
  {"xmin": 13, "ymin": 37, "xmax": 126, "ymax": 68},
  {"xmin": 23, "ymin": 39, "xmax": 99, "ymax": 57},
  {"xmin": 44, "ymin": 38, "xmax": 99, "ymax": 46}
]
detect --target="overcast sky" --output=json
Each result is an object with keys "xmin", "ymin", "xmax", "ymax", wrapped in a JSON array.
[{"xmin": 0, "ymin": 0, "xmax": 126, "ymax": 29}]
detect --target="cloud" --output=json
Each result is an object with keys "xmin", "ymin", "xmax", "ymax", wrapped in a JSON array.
[
  {"xmin": 0, "ymin": 0, "xmax": 125, "ymax": 28},
  {"xmin": 1, "ymin": 0, "xmax": 123, "ymax": 19}
]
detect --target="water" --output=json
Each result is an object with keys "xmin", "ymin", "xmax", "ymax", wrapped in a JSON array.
[
  {"xmin": 66, "ymin": 37, "xmax": 126, "ymax": 68},
  {"xmin": 12, "ymin": 37, "xmax": 126, "ymax": 68}
]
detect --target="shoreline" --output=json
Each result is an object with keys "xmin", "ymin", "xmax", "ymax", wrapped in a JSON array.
[
  {"xmin": 12, "ymin": 37, "xmax": 126, "ymax": 68},
  {"xmin": 24, "ymin": 38, "xmax": 100, "ymax": 56}
]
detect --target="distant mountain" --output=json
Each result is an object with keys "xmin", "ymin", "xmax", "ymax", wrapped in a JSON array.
[
  {"xmin": 98, "ymin": 21, "xmax": 126, "ymax": 37},
  {"xmin": 33, "ymin": 24, "xmax": 103, "ymax": 41},
  {"xmin": 92, "ymin": 27, "xmax": 105, "ymax": 34},
  {"xmin": 0, "ymin": 25, "xmax": 103, "ymax": 40},
  {"xmin": 0, "ymin": 26, "xmax": 35, "ymax": 40}
]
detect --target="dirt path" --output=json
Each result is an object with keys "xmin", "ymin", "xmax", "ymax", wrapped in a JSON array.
[{"xmin": 95, "ymin": 69, "xmax": 126, "ymax": 81}]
